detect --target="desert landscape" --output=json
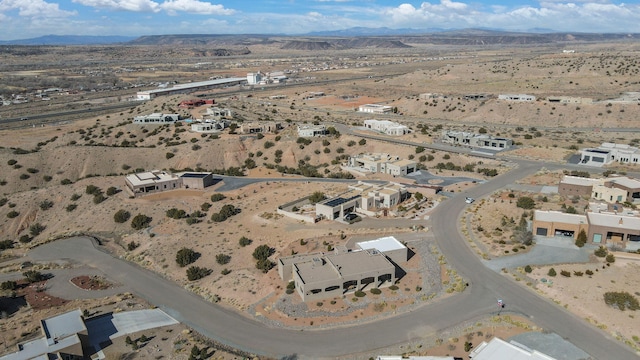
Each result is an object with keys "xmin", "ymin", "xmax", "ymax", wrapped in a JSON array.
[{"xmin": 1, "ymin": 34, "xmax": 640, "ymax": 359}]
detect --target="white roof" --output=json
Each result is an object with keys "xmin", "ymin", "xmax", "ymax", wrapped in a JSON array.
[
  {"xmin": 357, "ymin": 236, "xmax": 406, "ymax": 253},
  {"xmin": 469, "ymin": 337, "xmax": 556, "ymax": 360},
  {"xmin": 534, "ymin": 210, "xmax": 586, "ymax": 225},
  {"xmin": 587, "ymin": 212, "xmax": 640, "ymax": 230},
  {"xmin": 43, "ymin": 309, "xmax": 86, "ymax": 340},
  {"xmin": 561, "ymin": 175, "xmax": 601, "ymax": 187},
  {"xmin": 125, "ymin": 171, "xmax": 176, "ymax": 186}
]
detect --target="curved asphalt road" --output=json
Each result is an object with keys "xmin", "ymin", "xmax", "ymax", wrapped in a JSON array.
[{"xmin": 28, "ymin": 160, "xmax": 638, "ymax": 359}]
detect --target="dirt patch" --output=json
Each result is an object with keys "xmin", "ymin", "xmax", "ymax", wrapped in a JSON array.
[
  {"xmin": 16, "ymin": 280, "xmax": 69, "ymax": 310},
  {"xmin": 70, "ymin": 275, "xmax": 115, "ymax": 290}
]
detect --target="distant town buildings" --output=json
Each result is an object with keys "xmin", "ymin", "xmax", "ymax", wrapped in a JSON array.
[
  {"xmin": 358, "ymin": 104, "xmax": 393, "ymax": 114},
  {"xmin": 441, "ymin": 130, "xmax": 513, "ymax": 150},
  {"xmin": 246, "ymin": 71, "xmax": 288, "ymax": 85},
  {"xmin": 579, "ymin": 143, "xmax": 640, "ymax": 167},
  {"xmin": 277, "ymin": 236, "xmax": 407, "ymax": 301},
  {"xmin": 498, "ymin": 94, "xmax": 536, "ymax": 102},
  {"xmin": 191, "ymin": 121, "xmax": 226, "ymax": 133},
  {"xmin": 297, "ymin": 124, "xmax": 327, "ymax": 137},
  {"xmin": 135, "ymin": 78, "xmax": 246, "ymax": 100},
  {"xmin": 133, "ymin": 113, "xmax": 181, "ymax": 125},
  {"xmin": 363, "ymin": 119, "xmax": 411, "ymax": 136},
  {"xmin": 546, "ymin": 96, "xmax": 592, "ymax": 104},
  {"xmin": 347, "ymin": 153, "xmax": 417, "ymax": 176},
  {"xmin": 204, "ymin": 107, "xmax": 232, "ymax": 119}
]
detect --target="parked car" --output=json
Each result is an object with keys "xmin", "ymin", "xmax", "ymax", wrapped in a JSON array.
[
  {"xmin": 465, "ymin": 197, "xmax": 475, "ymax": 204},
  {"xmin": 344, "ymin": 213, "xmax": 358, "ymax": 221}
]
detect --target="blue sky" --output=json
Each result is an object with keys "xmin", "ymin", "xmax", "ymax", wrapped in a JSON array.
[{"xmin": 0, "ymin": 0, "xmax": 639, "ymax": 40}]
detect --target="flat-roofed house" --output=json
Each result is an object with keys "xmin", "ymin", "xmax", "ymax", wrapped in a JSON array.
[
  {"xmin": 125, "ymin": 170, "xmax": 181, "ymax": 196},
  {"xmin": 604, "ymin": 176, "xmax": 640, "ymax": 203},
  {"xmin": 579, "ymin": 143, "xmax": 640, "ymax": 167},
  {"xmin": 348, "ymin": 153, "xmax": 416, "ymax": 175},
  {"xmin": 356, "ymin": 236, "xmax": 407, "ymax": 264},
  {"xmin": 587, "ymin": 212, "xmax": 640, "ymax": 249},
  {"xmin": 133, "ymin": 113, "xmax": 180, "ymax": 124},
  {"xmin": 532, "ymin": 210, "xmax": 588, "ymax": 238},
  {"xmin": 316, "ymin": 194, "xmax": 361, "ymax": 220},
  {"xmin": 358, "ymin": 104, "xmax": 393, "ymax": 114},
  {"xmin": 178, "ymin": 172, "xmax": 217, "ymax": 189},
  {"xmin": 558, "ymin": 176, "xmax": 601, "ymax": 198},
  {"xmin": 498, "ymin": 94, "xmax": 536, "ymax": 102},
  {"xmin": 441, "ymin": 131, "xmax": 512, "ymax": 150},
  {"xmin": 469, "ymin": 337, "xmax": 557, "ymax": 360},
  {"xmin": 297, "ymin": 124, "xmax": 327, "ymax": 137},
  {"xmin": 363, "ymin": 119, "xmax": 411, "ymax": 136}
]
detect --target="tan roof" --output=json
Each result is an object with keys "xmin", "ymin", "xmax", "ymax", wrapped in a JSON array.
[
  {"xmin": 560, "ymin": 176, "xmax": 601, "ymax": 187},
  {"xmin": 295, "ymin": 250, "xmax": 394, "ymax": 284},
  {"xmin": 534, "ymin": 210, "xmax": 587, "ymax": 225},
  {"xmin": 609, "ymin": 176, "xmax": 640, "ymax": 189}
]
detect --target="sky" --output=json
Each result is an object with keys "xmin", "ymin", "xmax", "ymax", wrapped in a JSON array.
[{"xmin": 0, "ymin": 0, "xmax": 639, "ymax": 40}]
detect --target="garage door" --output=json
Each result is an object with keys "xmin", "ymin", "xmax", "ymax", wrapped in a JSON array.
[{"xmin": 536, "ymin": 227, "xmax": 548, "ymax": 236}]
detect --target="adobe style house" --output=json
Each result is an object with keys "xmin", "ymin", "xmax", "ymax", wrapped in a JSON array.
[
  {"xmin": 532, "ymin": 209, "xmax": 640, "ymax": 251},
  {"xmin": 440, "ymin": 130, "xmax": 513, "ymax": 150},
  {"xmin": 358, "ymin": 104, "xmax": 393, "ymax": 114},
  {"xmin": 125, "ymin": 171, "xmax": 217, "ymax": 197},
  {"xmin": 347, "ymin": 153, "xmax": 417, "ymax": 176},
  {"xmin": 278, "ymin": 236, "xmax": 407, "ymax": 302},
  {"xmin": 297, "ymin": 124, "xmax": 327, "ymax": 137},
  {"xmin": 315, "ymin": 181, "xmax": 410, "ymax": 220},
  {"xmin": 558, "ymin": 175, "xmax": 640, "ymax": 204},
  {"xmin": 363, "ymin": 120, "xmax": 411, "ymax": 136}
]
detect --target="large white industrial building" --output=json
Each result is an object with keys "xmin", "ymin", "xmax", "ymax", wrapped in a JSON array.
[{"xmin": 136, "ymin": 78, "xmax": 246, "ymax": 100}]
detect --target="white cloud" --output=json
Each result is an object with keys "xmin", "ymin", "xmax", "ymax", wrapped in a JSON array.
[
  {"xmin": 0, "ymin": 0, "xmax": 77, "ymax": 19},
  {"xmin": 71, "ymin": 0, "xmax": 160, "ymax": 12},
  {"xmin": 381, "ymin": 1, "xmax": 640, "ymax": 32},
  {"xmin": 160, "ymin": 0, "xmax": 234, "ymax": 16}
]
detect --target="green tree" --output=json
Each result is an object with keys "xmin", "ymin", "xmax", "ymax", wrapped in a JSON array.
[
  {"xmin": 29, "ymin": 223, "xmax": 45, "ymax": 236},
  {"xmin": 358, "ymin": 138, "xmax": 366, "ymax": 146},
  {"xmin": 186, "ymin": 266, "xmax": 211, "ymax": 281},
  {"xmin": 524, "ymin": 265, "xmax": 533, "ymax": 273},
  {"xmin": 0, "ymin": 239, "xmax": 15, "ymax": 250},
  {"xmin": 106, "ymin": 187, "xmax": 118, "ymax": 196},
  {"xmin": 210, "ymin": 193, "xmax": 226, "ymax": 202},
  {"xmin": 575, "ymin": 229, "xmax": 587, "ymax": 247},
  {"xmin": 39, "ymin": 200, "xmax": 54, "ymax": 210},
  {"xmin": 176, "ymin": 247, "xmax": 198, "ymax": 267},
  {"xmin": 114, "ymin": 209, "xmax": 131, "ymax": 223},
  {"xmin": 415, "ymin": 146, "xmax": 425, "ymax": 154},
  {"xmin": 23, "ymin": 270, "xmax": 45, "ymax": 283},
  {"xmin": 131, "ymin": 214, "xmax": 152, "ymax": 230},
  {"xmin": 414, "ymin": 192, "xmax": 424, "ymax": 201},
  {"xmin": 548, "ymin": 268, "xmax": 557, "ymax": 277}
]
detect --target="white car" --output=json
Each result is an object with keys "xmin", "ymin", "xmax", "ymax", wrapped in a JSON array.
[{"xmin": 465, "ymin": 197, "xmax": 475, "ymax": 204}]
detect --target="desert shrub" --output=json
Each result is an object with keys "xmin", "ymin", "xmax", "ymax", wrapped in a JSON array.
[
  {"xmin": 594, "ymin": 246, "xmax": 608, "ymax": 257},
  {"xmin": 23, "ymin": 270, "xmax": 45, "ymax": 283},
  {"xmin": 560, "ymin": 270, "xmax": 571, "ymax": 277},
  {"xmin": 176, "ymin": 247, "xmax": 198, "ymax": 267},
  {"xmin": 114, "ymin": 209, "xmax": 131, "ymax": 223},
  {"xmin": 19, "ymin": 235, "xmax": 32, "ymax": 243},
  {"xmin": 308, "ymin": 191, "xmax": 326, "ymax": 204},
  {"xmin": 26, "ymin": 168, "xmax": 39, "ymax": 174},
  {"xmin": 85, "ymin": 185, "xmax": 102, "ymax": 196},
  {"xmin": 42, "ymin": 175, "xmax": 53, "ymax": 182},
  {"xmin": 0, "ymin": 198, "xmax": 6, "ymax": 207},
  {"xmin": 516, "ymin": 196, "xmax": 536, "ymax": 209},
  {"xmin": 263, "ymin": 141, "xmax": 275, "ymax": 149},
  {"xmin": 186, "ymin": 266, "xmax": 211, "ymax": 281},
  {"xmin": 586, "ymin": 269, "xmax": 594, "ymax": 276},
  {"xmin": 370, "ymin": 288, "xmax": 382, "ymax": 295},
  {"xmin": 39, "ymin": 200, "xmax": 54, "ymax": 210},
  {"xmin": 524, "ymin": 265, "xmax": 532, "ymax": 273},
  {"xmin": 548, "ymin": 268, "xmax": 557, "ymax": 277},
  {"xmin": 66, "ymin": 204, "xmax": 78, "ymax": 212},
  {"xmin": 574, "ymin": 271, "xmax": 584, "ymax": 277},
  {"xmin": 239, "ymin": 236, "xmax": 252, "ymax": 247},
  {"xmin": 127, "ymin": 241, "xmax": 139, "ymax": 251},
  {"xmin": 7, "ymin": 159, "xmax": 17, "ymax": 165},
  {"xmin": 19, "ymin": 174, "xmax": 30, "ymax": 180},
  {"xmin": 29, "ymin": 223, "xmax": 45, "ymax": 236},
  {"xmin": 216, "ymin": 253, "xmax": 231, "ymax": 265},
  {"xmin": 221, "ymin": 268, "xmax": 231, "ymax": 275},
  {"xmin": 7, "ymin": 210, "xmax": 19, "ymax": 219},
  {"xmin": 606, "ymin": 254, "xmax": 615, "ymax": 263},
  {"xmin": 354, "ymin": 290, "xmax": 366, "ymax": 297},
  {"xmin": 253, "ymin": 244, "xmax": 273, "ymax": 261},
  {"xmin": 603, "ymin": 291, "xmax": 639, "ymax": 311},
  {"xmin": 0, "ymin": 280, "xmax": 17, "ymax": 290},
  {"xmin": 106, "ymin": 187, "xmax": 118, "ymax": 196},
  {"xmin": 389, "ymin": 285, "xmax": 399, "ymax": 291},
  {"xmin": 93, "ymin": 193, "xmax": 107, "ymax": 204},
  {"xmin": 0, "ymin": 240, "xmax": 14, "ymax": 250},
  {"xmin": 200, "ymin": 202, "xmax": 211, "ymax": 212},
  {"xmin": 60, "ymin": 179, "xmax": 73, "ymax": 185},
  {"xmin": 131, "ymin": 214, "xmax": 152, "ymax": 230},
  {"xmin": 166, "ymin": 152, "xmax": 175, "ymax": 159},
  {"xmin": 210, "ymin": 193, "xmax": 226, "ymax": 202},
  {"xmin": 256, "ymin": 259, "xmax": 275, "ymax": 273},
  {"xmin": 70, "ymin": 193, "xmax": 81, "ymax": 201},
  {"xmin": 166, "ymin": 208, "xmax": 187, "ymax": 219}
]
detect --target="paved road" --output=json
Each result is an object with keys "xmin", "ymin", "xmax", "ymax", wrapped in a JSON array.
[{"xmin": 26, "ymin": 159, "xmax": 638, "ymax": 359}]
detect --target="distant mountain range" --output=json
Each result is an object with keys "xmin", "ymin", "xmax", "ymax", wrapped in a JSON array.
[
  {"xmin": 0, "ymin": 35, "xmax": 137, "ymax": 45},
  {"xmin": 0, "ymin": 28, "xmax": 637, "ymax": 46}
]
